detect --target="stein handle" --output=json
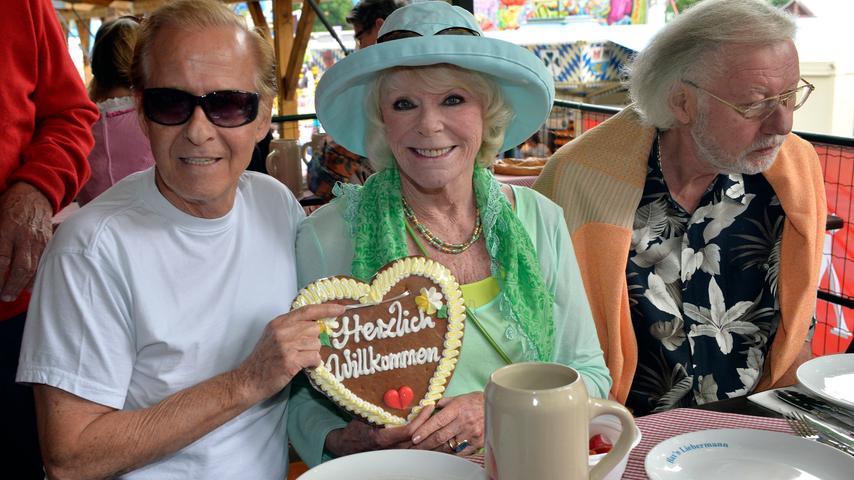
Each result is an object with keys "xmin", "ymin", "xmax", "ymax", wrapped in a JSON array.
[
  {"xmin": 587, "ymin": 398, "xmax": 637, "ymax": 480},
  {"xmin": 300, "ymin": 143, "xmax": 311, "ymax": 166},
  {"xmin": 265, "ymin": 149, "xmax": 279, "ymax": 178}
]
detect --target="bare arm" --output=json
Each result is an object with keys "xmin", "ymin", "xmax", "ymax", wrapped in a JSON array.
[
  {"xmin": 36, "ymin": 303, "xmax": 344, "ymax": 480},
  {"xmin": 767, "ymin": 341, "xmax": 812, "ymax": 389}
]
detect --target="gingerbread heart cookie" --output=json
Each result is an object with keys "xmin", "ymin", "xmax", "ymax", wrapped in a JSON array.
[{"xmin": 291, "ymin": 256, "xmax": 465, "ymax": 426}]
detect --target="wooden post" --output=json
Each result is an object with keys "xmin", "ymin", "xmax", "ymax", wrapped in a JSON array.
[
  {"xmin": 272, "ymin": 0, "xmax": 296, "ymax": 138},
  {"xmin": 247, "ymin": 1, "xmax": 271, "ymax": 39},
  {"xmin": 283, "ymin": 5, "xmax": 315, "ymax": 102},
  {"xmin": 58, "ymin": 13, "xmax": 70, "ymax": 47},
  {"xmin": 78, "ymin": 18, "xmax": 92, "ymax": 84},
  {"xmin": 271, "ymin": 0, "xmax": 320, "ymax": 140}
]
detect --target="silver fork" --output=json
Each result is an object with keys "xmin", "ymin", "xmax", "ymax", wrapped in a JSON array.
[{"xmin": 784, "ymin": 413, "xmax": 854, "ymax": 457}]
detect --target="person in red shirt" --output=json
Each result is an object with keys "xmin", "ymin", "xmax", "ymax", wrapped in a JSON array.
[{"xmin": 0, "ymin": 0, "xmax": 98, "ymax": 477}]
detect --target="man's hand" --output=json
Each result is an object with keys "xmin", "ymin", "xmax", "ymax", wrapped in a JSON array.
[
  {"xmin": 0, "ymin": 182, "xmax": 53, "ymax": 302},
  {"xmin": 37, "ymin": 303, "xmax": 347, "ymax": 479},
  {"xmin": 236, "ymin": 303, "xmax": 346, "ymax": 402},
  {"xmin": 325, "ymin": 405, "xmax": 435, "ymax": 457}
]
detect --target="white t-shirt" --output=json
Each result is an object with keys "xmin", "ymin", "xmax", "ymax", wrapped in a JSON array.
[{"xmin": 17, "ymin": 168, "xmax": 304, "ymax": 479}]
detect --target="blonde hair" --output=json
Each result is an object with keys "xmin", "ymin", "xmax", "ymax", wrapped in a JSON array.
[
  {"xmin": 131, "ymin": 0, "xmax": 276, "ymax": 100},
  {"xmin": 626, "ymin": 0, "xmax": 795, "ymax": 129},
  {"xmin": 363, "ymin": 65, "xmax": 512, "ymax": 171}
]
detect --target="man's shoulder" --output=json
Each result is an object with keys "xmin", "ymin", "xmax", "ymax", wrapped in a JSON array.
[
  {"xmin": 537, "ymin": 107, "xmax": 653, "ymax": 199},
  {"xmin": 52, "ymin": 173, "xmax": 151, "ymax": 251},
  {"xmin": 238, "ymin": 171, "xmax": 306, "ymax": 230},
  {"xmin": 549, "ymin": 107, "xmax": 654, "ymax": 171},
  {"xmin": 239, "ymin": 171, "xmax": 296, "ymax": 200}
]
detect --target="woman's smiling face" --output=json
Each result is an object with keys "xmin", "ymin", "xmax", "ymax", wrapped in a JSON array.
[{"xmin": 380, "ymin": 68, "xmax": 484, "ymax": 193}]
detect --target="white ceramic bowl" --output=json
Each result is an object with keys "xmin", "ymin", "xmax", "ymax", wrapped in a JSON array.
[{"xmin": 588, "ymin": 414, "xmax": 642, "ymax": 480}]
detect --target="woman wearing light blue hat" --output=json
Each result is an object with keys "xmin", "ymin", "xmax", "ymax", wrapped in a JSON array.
[{"xmin": 288, "ymin": 1, "xmax": 611, "ymax": 464}]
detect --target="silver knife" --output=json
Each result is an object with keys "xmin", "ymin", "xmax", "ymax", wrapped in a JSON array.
[
  {"xmin": 781, "ymin": 389, "xmax": 854, "ymax": 424},
  {"xmin": 801, "ymin": 413, "xmax": 854, "ymax": 454},
  {"xmin": 776, "ymin": 390, "xmax": 854, "ymax": 435}
]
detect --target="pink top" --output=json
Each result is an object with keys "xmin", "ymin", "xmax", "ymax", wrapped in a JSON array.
[{"xmin": 77, "ymin": 96, "xmax": 154, "ymax": 205}]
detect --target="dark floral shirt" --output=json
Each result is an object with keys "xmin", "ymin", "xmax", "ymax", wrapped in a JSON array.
[
  {"xmin": 626, "ymin": 137, "xmax": 785, "ymax": 416},
  {"xmin": 307, "ymin": 139, "xmax": 375, "ymax": 201}
]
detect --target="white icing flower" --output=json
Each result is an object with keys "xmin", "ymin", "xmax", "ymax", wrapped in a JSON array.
[
  {"xmin": 318, "ymin": 317, "xmax": 339, "ymax": 335},
  {"xmin": 416, "ymin": 287, "xmax": 443, "ymax": 315}
]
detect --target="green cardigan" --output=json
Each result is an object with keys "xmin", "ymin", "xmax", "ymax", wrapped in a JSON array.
[{"xmin": 288, "ymin": 185, "xmax": 611, "ymax": 467}]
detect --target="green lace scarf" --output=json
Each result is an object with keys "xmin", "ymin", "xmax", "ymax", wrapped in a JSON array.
[{"xmin": 333, "ymin": 166, "xmax": 554, "ymax": 362}]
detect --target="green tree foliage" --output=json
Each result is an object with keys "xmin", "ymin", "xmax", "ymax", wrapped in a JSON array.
[
  {"xmin": 666, "ymin": 0, "xmax": 789, "ymax": 18},
  {"xmin": 299, "ymin": 0, "xmax": 355, "ymax": 32}
]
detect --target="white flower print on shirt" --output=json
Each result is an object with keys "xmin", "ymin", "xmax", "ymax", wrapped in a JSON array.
[{"xmin": 685, "ymin": 277, "xmax": 759, "ymax": 354}]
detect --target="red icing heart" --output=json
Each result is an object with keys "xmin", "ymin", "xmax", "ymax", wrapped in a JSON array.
[{"xmin": 384, "ymin": 386, "xmax": 415, "ymax": 410}]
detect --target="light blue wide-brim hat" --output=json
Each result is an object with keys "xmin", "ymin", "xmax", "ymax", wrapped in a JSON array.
[{"xmin": 315, "ymin": 0, "xmax": 555, "ymax": 157}]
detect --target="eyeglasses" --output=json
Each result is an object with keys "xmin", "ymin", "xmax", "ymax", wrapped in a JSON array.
[
  {"xmin": 142, "ymin": 88, "xmax": 260, "ymax": 128},
  {"xmin": 682, "ymin": 78, "xmax": 814, "ymax": 121},
  {"xmin": 377, "ymin": 27, "xmax": 480, "ymax": 44},
  {"xmin": 353, "ymin": 28, "xmax": 368, "ymax": 48}
]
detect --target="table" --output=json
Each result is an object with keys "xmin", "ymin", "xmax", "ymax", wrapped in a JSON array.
[
  {"xmin": 466, "ymin": 400, "xmax": 793, "ymax": 480},
  {"xmin": 690, "ymin": 395, "xmax": 780, "ymax": 418}
]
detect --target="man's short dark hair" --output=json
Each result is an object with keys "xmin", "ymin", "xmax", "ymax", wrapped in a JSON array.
[{"xmin": 346, "ymin": 0, "xmax": 407, "ymax": 28}]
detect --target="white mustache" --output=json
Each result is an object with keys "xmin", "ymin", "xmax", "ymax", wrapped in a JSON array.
[{"xmin": 751, "ymin": 136, "xmax": 786, "ymax": 152}]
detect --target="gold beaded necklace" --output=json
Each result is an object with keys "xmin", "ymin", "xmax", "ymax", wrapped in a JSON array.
[{"xmin": 402, "ymin": 197, "xmax": 482, "ymax": 254}]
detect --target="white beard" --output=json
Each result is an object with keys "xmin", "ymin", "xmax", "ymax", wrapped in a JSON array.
[{"xmin": 690, "ymin": 101, "xmax": 786, "ymax": 175}]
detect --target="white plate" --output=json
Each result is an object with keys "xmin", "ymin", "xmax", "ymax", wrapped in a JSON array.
[
  {"xmin": 797, "ymin": 353, "xmax": 854, "ymax": 410},
  {"xmin": 645, "ymin": 429, "xmax": 854, "ymax": 479},
  {"xmin": 298, "ymin": 449, "xmax": 485, "ymax": 480}
]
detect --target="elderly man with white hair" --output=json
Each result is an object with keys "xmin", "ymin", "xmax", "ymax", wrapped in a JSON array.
[
  {"xmin": 16, "ymin": 1, "xmax": 342, "ymax": 478},
  {"xmin": 535, "ymin": 0, "xmax": 825, "ymax": 415}
]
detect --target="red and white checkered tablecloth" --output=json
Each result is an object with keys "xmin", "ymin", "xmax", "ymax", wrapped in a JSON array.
[{"xmin": 467, "ymin": 408, "xmax": 792, "ymax": 479}]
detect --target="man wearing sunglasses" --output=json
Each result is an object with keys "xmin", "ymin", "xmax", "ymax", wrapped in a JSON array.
[
  {"xmin": 536, "ymin": 0, "xmax": 825, "ymax": 414},
  {"xmin": 16, "ymin": 1, "xmax": 342, "ymax": 479}
]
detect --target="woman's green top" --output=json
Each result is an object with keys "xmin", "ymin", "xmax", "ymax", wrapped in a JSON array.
[{"xmin": 288, "ymin": 185, "xmax": 611, "ymax": 467}]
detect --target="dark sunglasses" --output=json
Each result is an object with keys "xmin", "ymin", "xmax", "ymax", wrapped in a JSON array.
[
  {"xmin": 377, "ymin": 27, "xmax": 480, "ymax": 44},
  {"xmin": 142, "ymin": 88, "xmax": 260, "ymax": 128}
]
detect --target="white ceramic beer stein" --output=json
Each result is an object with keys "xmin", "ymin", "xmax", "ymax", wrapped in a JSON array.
[
  {"xmin": 485, "ymin": 362, "xmax": 637, "ymax": 480},
  {"xmin": 301, "ymin": 132, "xmax": 327, "ymax": 164}
]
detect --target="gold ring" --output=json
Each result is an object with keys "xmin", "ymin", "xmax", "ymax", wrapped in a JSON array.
[{"xmin": 447, "ymin": 438, "xmax": 458, "ymax": 450}]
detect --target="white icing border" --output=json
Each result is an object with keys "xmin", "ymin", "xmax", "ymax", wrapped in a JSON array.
[{"xmin": 291, "ymin": 257, "xmax": 465, "ymax": 426}]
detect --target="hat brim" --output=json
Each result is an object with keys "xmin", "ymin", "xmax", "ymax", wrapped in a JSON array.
[{"xmin": 315, "ymin": 36, "xmax": 555, "ymax": 157}]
